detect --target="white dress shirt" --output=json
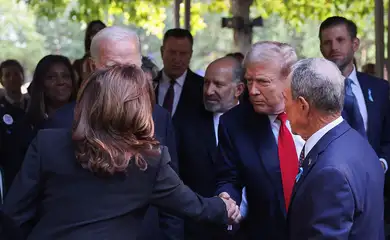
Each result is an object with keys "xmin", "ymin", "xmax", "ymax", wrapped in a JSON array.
[
  {"xmin": 240, "ymin": 115, "xmax": 305, "ymax": 218},
  {"xmin": 157, "ymin": 70, "xmax": 187, "ymax": 116},
  {"xmin": 347, "ymin": 66, "xmax": 368, "ymax": 131},
  {"xmin": 304, "ymin": 117, "xmax": 343, "ymax": 158},
  {"xmin": 213, "ymin": 113, "xmax": 223, "ymax": 145},
  {"xmin": 347, "ymin": 67, "xmax": 388, "ymax": 172}
]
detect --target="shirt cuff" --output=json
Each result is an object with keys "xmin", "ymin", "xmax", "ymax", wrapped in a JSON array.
[
  {"xmin": 240, "ymin": 187, "xmax": 248, "ymax": 218},
  {"xmin": 380, "ymin": 158, "xmax": 388, "ymax": 173}
]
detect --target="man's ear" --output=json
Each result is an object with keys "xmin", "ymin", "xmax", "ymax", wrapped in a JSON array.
[
  {"xmin": 235, "ymin": 82, "xmax": 245, "ymax": 98},
  {"xmin": 298, "ymin": 96, "xmax": 310, "ymax": 116},
  {"xmin": 352, "ymin": 37, "xmax": 360, "ymax": 53}
]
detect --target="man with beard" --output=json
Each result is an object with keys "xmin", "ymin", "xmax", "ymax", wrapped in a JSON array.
[
  {"xmin": 319, "ymin": 16, "xmax": 390, "ymax": 224},
  {"xmin": 174, "ymin": 56, "xmax": 244, "ymax": 239}
]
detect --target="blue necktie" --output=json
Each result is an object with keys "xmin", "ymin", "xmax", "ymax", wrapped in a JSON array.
[{"xmin": 342, "ymin": 78, "xmax": 366, "ymax": 137}]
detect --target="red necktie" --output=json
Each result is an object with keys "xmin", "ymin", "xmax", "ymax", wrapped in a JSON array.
[{"xmin": 277, "ymin": 112, "xmax": 298, "ymax": 210}]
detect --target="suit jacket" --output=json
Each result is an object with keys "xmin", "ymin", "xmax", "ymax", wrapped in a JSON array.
[
  {"xmin": 356, "ymin": 72, "xmax": 390, "ymax": 164},
  {"xmin": 154, "ymin": 70, "xmax": 204, "ymax": 127},
  {"xmin": 287, "ymin": 121, "xmax": 385, "ymax": 240},
  {"xmin": 3, "ymin": 129, "xmax": 228, "ymax": 240},
  {"xmin": 214, "ymin": 102, "xmax": 288, "ymax": 240},
  {"xmin": 175, "ymin": 108, "xmax": 231, "ymax": 239},
  {"xmin": 43, "ymin": 101, "xmax": 183, "ymax": 240},
  {"xmin": 0, "ymin": 98, "xmax": 26, "ymax": 193}
]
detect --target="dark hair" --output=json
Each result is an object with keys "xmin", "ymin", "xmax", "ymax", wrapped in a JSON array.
[
  {"xmin": 84, "ymin": 20, "xmax": 106, "ymax": 53},
  {"xmin": 26, "ymin": 55, "xmax": 77, "ymax": 126},
  {"xmin": 0, "ymin": 59, "xmax": 25, "ymax": 84},
  {"xmin": 73, "ymin": 65, "xmax": 160, "ymax": 175},
  {"xmin": 226, "ymin": 52, "xmax": 245, "ymax": 62},
  {"xmin": 319, "ymin": 16, "xmax": 357, "ymax": 40},
  {"xmin": 141, "ymin": 56, "xmax": 159, "ymax": 80},
  {"xmin": 163, "ymin": 28, "xmax": 193, "ymax": 45}
]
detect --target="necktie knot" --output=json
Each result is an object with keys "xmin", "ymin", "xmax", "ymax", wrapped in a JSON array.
[
  {"xmin": 169, "ymin": 79, "xmax": 176, "ymax": 85},
  {"xmin": 345, "ymin": 78, "xmax": 353, "ymax": 95},
  {"xmin": 277, "ymin": 112, "xmax": 288, "ymax": 124}
]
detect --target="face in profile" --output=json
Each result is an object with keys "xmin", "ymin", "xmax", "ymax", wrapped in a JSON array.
[
  {"xmin": 320, "ymin": 24, "xmax": 358, "ymax": 72},
  {"xmin": 161, "ymin": 37, "xmax": 192, "ymax": 79},
  {"xmin": 1, "ymin": 65, "xmax": 23, "ymax": 92},
  {"xmin": 245, "ymin": 61, "xmax": 286, "ymax": 115},
  {"xmin": 44, "ymin": 63, "xmax": 73, "ymax": 104}
]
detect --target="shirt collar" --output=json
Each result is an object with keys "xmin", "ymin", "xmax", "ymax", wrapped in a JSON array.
[
  {"xmin": 304, "ymin": 116, "xmax": 343, "ymax": 157},
  {"xmin": 347, "ymin": 65, "xmax": 359, "ymax": 85},
  {"xmin": 162, "ymin": 70, "xmax": 187, "ymax": 87},
  {"xmin": 268, "ymin": 114, "xmax": 278, "ymax": 123}
]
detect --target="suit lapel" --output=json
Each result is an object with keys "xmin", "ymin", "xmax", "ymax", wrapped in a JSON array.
[
  {"xmin": 290, "ymin": 121, "xmax": 351, "ymax": 204},
  {"xmin": 153, "ymin": 71, "xmax": 163, "ymax": 101},
  {"xmin": 356, "ymin": 72, "xmax": 375, "ymax": 142},
  {"xmin": 248, "ymin": 108, "xmax": 286, "ymax": 213},
  {"xmin": 173, "ymin": 70, "xmax": 194, "ymax": 121}
]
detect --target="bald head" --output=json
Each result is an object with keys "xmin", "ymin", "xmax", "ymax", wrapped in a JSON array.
[
  {"xmin": 290, "ymin": 58, "xmax": 345, "ymax": 113},
  {"xmin": 90, "ymin": 26, "xmax": 142, "ymax": 68},
  {"xmin": 203, "ymin": 56, "xmax": 244, "ymax": 113},
  {"xmin": 207, "ymin": 56, "xmax": 243, "ymax": 83}
]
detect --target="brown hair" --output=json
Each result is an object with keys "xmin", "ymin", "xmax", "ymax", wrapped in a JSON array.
[{"xmin": 72, "ymin": 65, "xmax": 160, "ymax": 175}]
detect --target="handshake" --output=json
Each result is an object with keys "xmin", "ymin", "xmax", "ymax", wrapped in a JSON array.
[{"xmin": 218, "ymin": 192, "xmax": 242, "ymax": 225}]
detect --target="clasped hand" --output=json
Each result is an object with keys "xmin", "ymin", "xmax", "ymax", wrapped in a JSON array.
[{"xmin": 218, "ymin": 192, "xmax": 242, "ymax": 224}]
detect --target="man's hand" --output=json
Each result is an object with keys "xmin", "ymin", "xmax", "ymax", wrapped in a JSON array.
[{"xmin": 219, "ymin": 192, "xmax": 242, "ymax": 224}]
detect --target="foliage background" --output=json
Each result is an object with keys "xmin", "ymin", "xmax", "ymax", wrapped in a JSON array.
[{"xmin": 0, "ymin": 0, "xmax": 382, "ymax": 81}]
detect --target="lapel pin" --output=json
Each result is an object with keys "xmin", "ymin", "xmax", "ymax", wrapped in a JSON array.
[
  {"xmin": 308, "ymin": 158, "xmax": 312, "ymax": 166},
  {"xmin": 2, "ymin": 114, "xmax": 13, "ymax": 125},
  {"xmin": 295, "ymin": 167, "xmax": 303, "ymax": 183},
  {"xmin": 368, "ymin": 89, "xmax": 374, "ymax": 102}
]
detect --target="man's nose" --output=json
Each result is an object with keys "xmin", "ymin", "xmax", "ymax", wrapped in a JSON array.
[{"xmin": 248, "ymin": 84, "xmax": 259, "ymax": 95}]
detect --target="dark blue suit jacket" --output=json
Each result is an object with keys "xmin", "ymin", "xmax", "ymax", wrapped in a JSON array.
[
  {"xmin": 214, "ymin": 102, "xmax": 287, "ymax": 240},
  {"xmin": 43, "ymin": 101, "xmax": 183, "ymax": 240},
  {"xmin": 287, "ymin": 121, "xmax": 385, "ymax": 240},
  {"xmin": 175, "ymin": 108, "xmax": 232, "ymax": 239},
  {"xmin": 356, "ymin": 72, "xmax": 390, "ymax": 164}
]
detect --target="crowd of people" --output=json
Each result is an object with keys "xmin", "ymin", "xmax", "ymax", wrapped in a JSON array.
[{"xmin": 0, "ymin": 14, "xmax": 389, "ymax": 240}]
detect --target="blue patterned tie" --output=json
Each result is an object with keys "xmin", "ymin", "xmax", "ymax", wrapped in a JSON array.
[{"xmin": 342, "ymin": 78, "xmax": 366, "ymax": 137}]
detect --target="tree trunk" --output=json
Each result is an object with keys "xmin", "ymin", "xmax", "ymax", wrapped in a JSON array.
[{"xmin": 230, "ymin": 0, "xmax": 254, "ymax": 54}]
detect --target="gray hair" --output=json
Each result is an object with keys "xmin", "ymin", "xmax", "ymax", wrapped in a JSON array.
[
  {"xmin": 290, "ymin": 58, "xmax": 345, "ymax": 113},
  {"xmin": 90, "ymin": 26, "xmax": 141, "ymax": 66},
  {"xmin": 141, "ymin": 56, "xmax": 159, "ymax": 80},
  {"xmin": 243, "ymin": 41, "xmax": 298, "ymax": 77}
]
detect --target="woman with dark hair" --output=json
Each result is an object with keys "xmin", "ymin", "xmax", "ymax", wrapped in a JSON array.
[
  {"xmin": 2, "ymin": 55, "xmax": 77, "ymax": 194},
  {"xmin": 3, "ymin": 65, "xmax": 238, "ymax": 239},
  {"xmin": 73, "ymin": 20, "xmax": 106, "ymax": 86}
]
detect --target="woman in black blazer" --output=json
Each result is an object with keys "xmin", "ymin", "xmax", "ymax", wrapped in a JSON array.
[{"xmin": 3, "ymin": 65, "xmax": 240, "ymax": 240}]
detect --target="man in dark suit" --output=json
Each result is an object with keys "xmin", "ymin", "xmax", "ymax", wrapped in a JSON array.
[
  {"xmin": 44, "ymin": 26, "xmax": 183, "ymax": 240},
  {"xmin": 214, "ymin": 41, "xmax": 305, "ymax": 239},
  {"xmin": 153, "ymin": 28, "xmax": 204, "ymax": 126},
  {"xmin": 175, "ymin": 56, "xmax": 244, "ymax": 239},
  {"xmin": 285, "ymin": 58, "xmax": 384, "ymax": 239},
  {"xmin": 319, "ymin": 16, "xmax": 390, "ymax": 223}
]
